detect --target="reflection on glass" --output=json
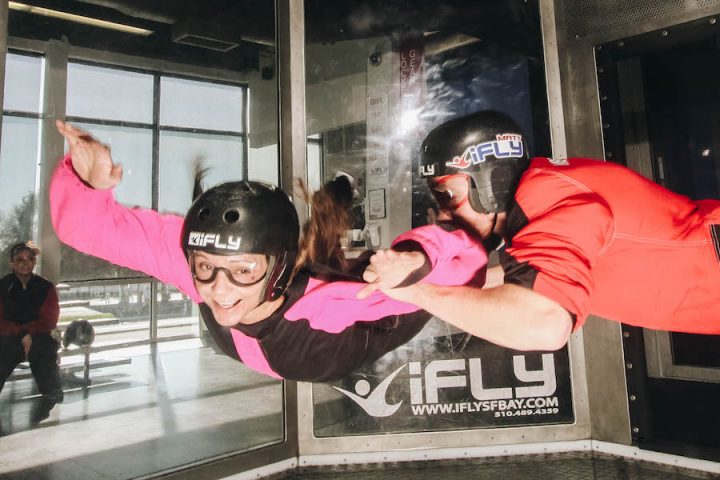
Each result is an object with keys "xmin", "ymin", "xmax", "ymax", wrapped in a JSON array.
[
  {"xmin": 58, "ymin": 282, "xmax": 151, "ymax": 352},
  {"xmin": 0, "ymin": 51, "xmax": 42, "ymax": 276},
  {"xmin": 2, "ymin": 0, "xmax": 283, "ymax": 475},
  {"xmin": 307, "ymin": 139, "xmax": 322, "ymax": 192},
  {"xmin": 4, "ymin": 52, "xmax": 43, "ymax": 113},
  {"xmin": 67, "ymin": 62, "xmax": 154, "ymax": 123},
  {"xmin": 7, "ymin": 282, "xmax": 283, "ymax": 472},
  {"xmin": 0, "ymin": 116, "xmax": 39, "ymax": 225},
  {"xmin": 304, "ymin": 0, "xmax": 553, "ymax": 436},
  {"xmin": 73, "ymin": 122, "xmax": 154, "ymax": 208},
  {"xmin": 160, "ymin": 76, "xmax": 244, "ymax": 132},
  {"xmin": 312, "ymin": 321, "xmax": 573, "ymax": 437},
  {"xmin": 248, "ymin": 143, "xmax": 279, "ymax": 185},
  {"xmin": 158, "ymin": 131, "xmax": 244, "ymax": 214},
  {"xmin": 156, "ymin": 285, "xmax": 199, "ymax": 340}
]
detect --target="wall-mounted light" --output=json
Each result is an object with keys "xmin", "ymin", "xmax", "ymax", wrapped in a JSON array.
[{"xmin": 9, "ymin": 1, "xmax": 154, "ymax": 36}]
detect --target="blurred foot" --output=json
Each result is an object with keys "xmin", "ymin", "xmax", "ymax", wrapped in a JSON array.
[
  {"xmin": 30, "ymin": 396, "xmax": 58, "ymax": 425},
  {"xmin": 46, "ymin": 389, "xmax": 64, "ymax": 403}
]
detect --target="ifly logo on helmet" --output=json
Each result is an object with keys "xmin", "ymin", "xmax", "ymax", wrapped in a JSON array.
[
  {"xmin": 446, "ymin": 134, "xmax": 524, "ymax": 169},
  {"xmin": 419, "ymin": 164, "xmax": 435, "ymax": 177},
  {"xmin": 188, "ymin": 231, "xmax": 241, "ymax": 250}
]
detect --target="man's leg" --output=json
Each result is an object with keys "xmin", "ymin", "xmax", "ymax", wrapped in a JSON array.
[
  {"xmin": 27, "ymin": 333, "xmax": 63, "ymax": 402},
  {"xmin": 0, "ymin": 335, "xmax": 24, "ymax": 394}
]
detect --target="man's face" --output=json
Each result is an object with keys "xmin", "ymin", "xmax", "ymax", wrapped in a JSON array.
[
  {"xmin": 428, "ymin": 175, "xmax": 498, "ymax": 240},
  {"xmin": 428, "ymin": 174, "xmax": 471, "ymax": 211},
  {"xmin": 10, "ymin": 251, "xmax": 36, "ymax": 277},
  {"xmin": 190, "ymin": 251, "xmax": 269, "ymax": 327}
]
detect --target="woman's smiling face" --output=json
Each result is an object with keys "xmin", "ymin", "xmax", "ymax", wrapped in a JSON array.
[{"xmin": 190, "ymin": 251, "xmax": 269, "ymax": 327}]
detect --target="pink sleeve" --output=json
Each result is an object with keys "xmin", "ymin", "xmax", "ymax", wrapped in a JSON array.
[
  {"xmin": 285, "ymin": 225, "xmax": 489, "ymax": 334},
  {"xmin": 50, "ymin": 155, "xmax": 202, "ymax": 302},
  {"xmin": 285, "ymin": 278, "xmax": 420, "ymax": 333},
  {"xmin": 392, "ymin": 224, "xmax": 488, "ymax": 287}
]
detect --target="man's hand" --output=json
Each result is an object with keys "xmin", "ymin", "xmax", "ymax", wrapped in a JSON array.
[
  {"xmin": 56, "ymin": 120, "xmax": 123, "ymax": 190},
  {"xmin": 21, "ymin": 334, "xmax": 32, "ymax": 359},
  {"xmin": 357, "ymin": 249, "xmax": 425, "ymax": 299}
]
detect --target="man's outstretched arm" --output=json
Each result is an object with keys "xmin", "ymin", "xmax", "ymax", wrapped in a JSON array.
[{"xmin": 377, "ymin": 282, "xmax": 573, "ymax": 351}]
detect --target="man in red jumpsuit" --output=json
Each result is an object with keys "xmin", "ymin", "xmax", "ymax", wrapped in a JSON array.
[{"xmin": 360, "ymin": 110, "xmax": 720, "ymax": 351}]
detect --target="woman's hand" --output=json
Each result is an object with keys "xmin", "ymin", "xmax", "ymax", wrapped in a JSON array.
[
  {"xmin": 357, "ymin": 249, "xmax": 425, "ymax": 299},
  {"xmin": 56, "ymin": 120, "xmax": 123, "ymax": 190}
]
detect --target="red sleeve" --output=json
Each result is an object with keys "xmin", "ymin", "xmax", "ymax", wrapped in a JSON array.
[
  {"xmin": 25, "ymin": 285, "xmax": 60, "ymax": 335},
  {"xmin": 504, "ymin": 171, "xmax": 614, "ymax": 329}
]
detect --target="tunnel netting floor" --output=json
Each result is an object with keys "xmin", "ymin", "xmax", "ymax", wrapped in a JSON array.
[{"xmin": 281, "ymin": 452, "xmax": 718, "ymax": 480}]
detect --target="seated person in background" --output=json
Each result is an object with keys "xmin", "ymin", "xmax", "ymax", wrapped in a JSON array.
[
  {"xmin": 0, "ymin": 242, "xmax": 63, "ymax": 420},
  {"xmin": 51, "ymin": 121, "xmax": 488, "ymax": 382}
]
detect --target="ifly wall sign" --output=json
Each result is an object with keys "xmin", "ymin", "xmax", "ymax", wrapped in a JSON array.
[{"xmin": 312, "ymin": 330, "xmax": 573, "ymax": 436}]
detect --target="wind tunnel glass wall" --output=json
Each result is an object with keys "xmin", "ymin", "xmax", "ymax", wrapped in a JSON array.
[
  {"xmin": 1, "ymin": 1, "xmax": 284, "ymax": 478},
  {"xmin": 303, "ymin": 0, "xmax": 566, "ymax": 437},
  {"xmin": 0, "ymin": 52, "xmax": 43, "ymax": 275}
]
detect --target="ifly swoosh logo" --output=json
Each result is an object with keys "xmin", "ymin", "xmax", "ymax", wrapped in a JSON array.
[
  {"xmin": 332, "ymin": 364, "xmax": 405, "ymax": 417},
  {"xmin": 445, "ymin": 151, "xmax": 472, "ymax": 169}
]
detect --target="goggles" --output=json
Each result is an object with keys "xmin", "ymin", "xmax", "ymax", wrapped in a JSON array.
[
  {"xmin": 429, "ymin": 174, "xmax": 471, "ymax": 210},
  {"xmin": 189, "ymin": 252, "xmax": 268, "ymax": 287}
]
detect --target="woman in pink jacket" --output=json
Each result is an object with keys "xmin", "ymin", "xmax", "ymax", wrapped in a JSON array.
[{"xmin": 50, "ymin": 121, "xmax": 488, "ymax": 382}]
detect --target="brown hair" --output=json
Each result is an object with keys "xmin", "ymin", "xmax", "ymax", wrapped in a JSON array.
[
  {"xmin": 192, "ymin": 161, "xmax": 209, "ymax": 202},
  {"xmin": 293, "ymin": 176, "xmax": 353, "ymax": 275}
]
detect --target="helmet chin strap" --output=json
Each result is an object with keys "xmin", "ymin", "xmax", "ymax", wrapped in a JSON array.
[
  {"xmin": 258, "ymin": 255, "xmax": 278, "ymax": 304},
  {"xmin": 261, "ymin": 251, "xmax": 296, "ymax": 303},
  {"xmin": 482, "ymin": 212, "xmax": 504, "ymax": 252}
]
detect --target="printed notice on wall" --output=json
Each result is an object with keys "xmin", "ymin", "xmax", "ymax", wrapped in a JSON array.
[
  {"xmin": 368, "ymin": 188, "xmax": 386, "ymax": 220},
  {"xmin": 366, "ymin": 94, "xmax": 389, "ymax": 185}
]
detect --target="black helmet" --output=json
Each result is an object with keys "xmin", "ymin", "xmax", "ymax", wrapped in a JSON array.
[
  {"xmin": 181, "ymin": 180, "xmax": 300, "ymax": 301},
  {"xmin": 419, "ymin": 110, "xmax": 530, "ymax": 213}
]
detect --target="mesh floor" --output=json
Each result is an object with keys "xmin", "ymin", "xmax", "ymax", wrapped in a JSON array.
[{"xmin": 282, "ymin": 452, "xmax": 717, "ymax": 480}]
